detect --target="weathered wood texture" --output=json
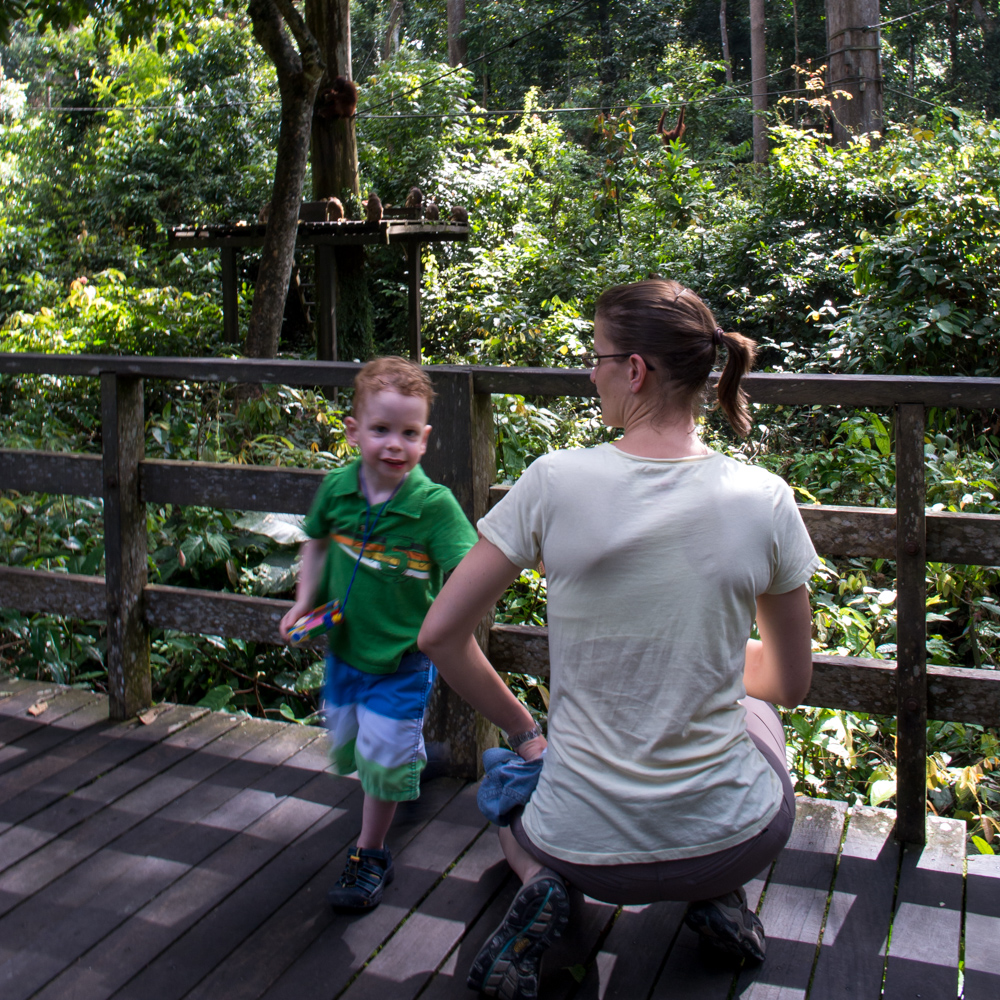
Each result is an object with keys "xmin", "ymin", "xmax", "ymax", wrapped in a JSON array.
[
  {"xmin": 101, "ymin": 374, "xmax": 151, "ymax": 720},
  {"xmin": 0, "ymin": 566, "xmax": 105, "ymax": 619},
  {"xmin": 422, "ymin": 372, "xmax": 498, "ymax": 778},
  {"xmin": 140, "ymin": 460, "xmax": 327, "ymax": 514},
  {"xmin": 6, "ymin": 353, "xmax": 1000, "ymax": 407},
  {"xmin": 964, "ymin": 855, "xmax": 1000, "ymax": 1000},
  {"xmin": 894, "ymin": 403, "xmax": 927, "ymax": 845},
  {"xmin": 0, "ymin": 449, "xmax": 102, "ymax": 497},
  {"xmin": 0, "ymin": 693, "xmax": 980, "ymax": 1000},
  {"xmin": 488, "ymin": 625, "xmax": 1000, "ymax": 727},
  {"xmin": 882, "ymin": 816, "xmax": 965, "ymax": 998},
  {"xmin": 144, "ymin": 585, "xmax": 290, "ymax": 644}
]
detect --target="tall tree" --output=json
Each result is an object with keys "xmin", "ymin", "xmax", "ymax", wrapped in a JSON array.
[
  {"xmin": 448, "ymin": 0, "xmax": 466, "ymax": 67},
  {"xmin": 720, "ymin": 0, "xmax": 733, "ymax": 84},
  {"xmin": 245, "ymin": 0, "xmax": 324, "ymax": 360},
  {"xmin": 826, "ymin": 0, "xmax": 883, "ymax": 146},
  {"xmin": 307, "ymin": 0, "xmax": 357, "ymax": 199},
  {"xmin": 750, "ymin": 0, "xmax": 767, "ymax": 163}
]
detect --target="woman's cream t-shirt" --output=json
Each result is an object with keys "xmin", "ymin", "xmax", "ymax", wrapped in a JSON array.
[{"xmin": 478, "ymin": 444, "xmax": 819, "ymax": 865}]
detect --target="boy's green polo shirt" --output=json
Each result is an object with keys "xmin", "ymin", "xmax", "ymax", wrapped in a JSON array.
[{"xmin": 303, "ymin": 459, "xmax": 478, "ymax": 674}]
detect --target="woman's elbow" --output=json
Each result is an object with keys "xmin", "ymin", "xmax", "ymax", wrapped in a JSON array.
[{"xmin": 776, "ymin": 661, "xmax": 813, "ymax": 708}]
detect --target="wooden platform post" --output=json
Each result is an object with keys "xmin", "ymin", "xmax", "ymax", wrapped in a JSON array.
[
  {"xmin": 422, "ymin": 370, "xmax": 496, "ymax": 777},
  {"xmin": 895, "ymin": 402, "xmax": 927, "ymax": 844},
  {"xmin": 315, "ymin": 245, "xmax": 338, "ymax": 362},
  {"xmin": 220, "ymin": 247, "xmax": 240, "ymax": 344},
  {"xmin": 101, "ymin": 373, "xmax": 151, "ymax": 720},
  {"xmin": 406, "ymin": 242, "xmax": 422, "ymax": 362}
]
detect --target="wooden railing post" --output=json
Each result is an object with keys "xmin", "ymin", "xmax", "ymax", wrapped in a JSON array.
[
  {"xmin": 101, "ymin": 373, "xmax": 151, "ymax": 720},
  {"xmin": 895, "ymin": 403, "xmax": 927, "ymax": 844},
  {"xmin": 422, "ymin": 370, "xmax": 497, "ymax": 778}
]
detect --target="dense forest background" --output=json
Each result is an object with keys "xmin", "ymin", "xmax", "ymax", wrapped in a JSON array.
[{"xmin": 1, "ymin": 0, "xmax": 999, "ymax": 850}]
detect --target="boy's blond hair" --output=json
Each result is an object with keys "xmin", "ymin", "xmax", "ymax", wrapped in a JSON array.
[{"xmin": 353, "ymin": 356, "xmax": 436, "ymax": 416}]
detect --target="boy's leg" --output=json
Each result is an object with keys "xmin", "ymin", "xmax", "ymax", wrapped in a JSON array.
[{"xmin": 359, "ymin": 794, "xmax": 398, "ymax": 849}]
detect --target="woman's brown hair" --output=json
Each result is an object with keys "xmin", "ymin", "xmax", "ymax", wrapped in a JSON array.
[{"xmin": 594, "ymin": 279, "xmax": 757, "ymax": 436}]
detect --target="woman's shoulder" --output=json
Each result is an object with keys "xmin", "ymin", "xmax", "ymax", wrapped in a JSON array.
[{"xmin": 712, "ymin": 453, "xmax": 795, "ymax": 501}]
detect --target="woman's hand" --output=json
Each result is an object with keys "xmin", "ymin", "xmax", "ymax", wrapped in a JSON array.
[
  {"xmin": 744, "ymin": 585, "xmax": 813, "ymax": 707},
  {"xmin": 420, "ymin": 538, "xmax": 538, "ymax": 738},
  {"xmin": 516, "ymin": 734, "xmax": 548, "ymax": 761}
]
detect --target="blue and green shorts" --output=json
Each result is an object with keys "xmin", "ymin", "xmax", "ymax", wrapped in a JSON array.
[{"xmin": 322, "ymin": 650, "xmax": 436, "ymax": 801}]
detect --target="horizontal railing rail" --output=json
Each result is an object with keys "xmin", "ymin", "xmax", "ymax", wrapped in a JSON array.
[{"xmin": 3, "ymin": 350, "xmax": 999, "ymax": 841}]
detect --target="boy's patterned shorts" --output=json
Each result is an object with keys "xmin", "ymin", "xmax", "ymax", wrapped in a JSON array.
[{"xmin": 323, "ymin": 650, "xmax": 437, "ymax": 801}]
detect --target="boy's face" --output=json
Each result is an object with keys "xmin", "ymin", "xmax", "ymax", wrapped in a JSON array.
[{"xmin": 345, "ymin": 389, "xmax": 431, "ymax": 493}]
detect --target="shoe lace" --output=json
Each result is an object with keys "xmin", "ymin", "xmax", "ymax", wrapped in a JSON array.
[{"xmin": 340, "ymin": 851, "xmax": 363, "ymax": 887}]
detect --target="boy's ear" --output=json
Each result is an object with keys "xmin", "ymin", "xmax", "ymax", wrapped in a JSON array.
[
  {"xmin": 419, "ymin": 424, "xmax": 431, "ymax": 455},
  {"xmin": 344, "ymin": 415, "xmax": 359, "ymax": 447}
]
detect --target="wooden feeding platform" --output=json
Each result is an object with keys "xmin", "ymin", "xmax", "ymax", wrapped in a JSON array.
[
  {"xmin": 1, "ymin": 675, "xmax": 997, "ymax": 1000},
  {"xmin": 167, "ymin": 212, "xmax": 470, "ymax": 362}
]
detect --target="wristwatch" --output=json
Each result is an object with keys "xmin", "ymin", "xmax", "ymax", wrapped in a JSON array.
[{"xmin": 506, "ymin": 724, "xmax": 543, "ymax": 750}]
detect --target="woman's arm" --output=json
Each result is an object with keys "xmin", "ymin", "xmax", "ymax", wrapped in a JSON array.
[
  {"xmin": 744, "ymin": 584, "xmax": 813, "ymax": 707},
  {"xmin": 419, "ymin": 538, "xmax": 544, "ymax": 758}
]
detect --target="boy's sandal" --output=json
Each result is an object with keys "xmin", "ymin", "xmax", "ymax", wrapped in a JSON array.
[{"xmin": 327, "ymin": 845, "xmax": 395, "ymax": 912}]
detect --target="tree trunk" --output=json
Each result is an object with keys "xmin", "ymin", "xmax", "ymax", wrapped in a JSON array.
[
  {"xmin": 307, "ymin": 0, "xmax": 358, "ymax": 199},
  {"xmin": 245, "ymin": 0, "xmax": 324, "ymax": 360},
  {"xmin": 382, "ymin": 0, "xmax": 403, "ymax": 62},
  {"xmin": 750, "ymin": 0, "xmax": 767, "ymax": 163},
  {"xmin": 719, "ymin": 0, "xmax": 733, "ymax": 84},
  {"xmin": 448, "ymin": 0, "xmax": 467, "ymax": 67},
  {"xmin": 971, "ymin": 0, "xmax": 997, "ymax": 36},
  {"xmin": 826, "ymin": 0, "xmax": 884, "ymax": 147}
]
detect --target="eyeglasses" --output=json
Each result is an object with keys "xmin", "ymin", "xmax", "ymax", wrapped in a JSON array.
[{"xmin": 578, "ymin": 351, "xmax": 655, "ymax": 371}]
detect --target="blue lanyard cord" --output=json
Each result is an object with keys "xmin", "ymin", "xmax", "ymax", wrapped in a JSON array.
[{"xmin": 340, "ymin": 469, "xmax": 404, "ymax": 614}]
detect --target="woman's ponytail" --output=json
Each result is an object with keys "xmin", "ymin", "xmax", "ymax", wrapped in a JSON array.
[{"xmin": 715, "ymin": 330, "xmax": 757, "ymax": 437}]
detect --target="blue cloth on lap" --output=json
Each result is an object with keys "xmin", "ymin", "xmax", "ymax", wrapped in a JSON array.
[{"xmin": 477, "ymin": 747, "xmax": 544, "ymax": 826}]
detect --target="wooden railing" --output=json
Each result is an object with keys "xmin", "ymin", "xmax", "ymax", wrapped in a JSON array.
[{"xmin": 2, "ymin": 352, "xmax": 1000, "ymax": 845}]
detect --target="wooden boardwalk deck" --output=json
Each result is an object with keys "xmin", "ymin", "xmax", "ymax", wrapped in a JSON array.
[{"xmin": 1, "ymin": 676, "xmax": 997, "ymax": 1000}]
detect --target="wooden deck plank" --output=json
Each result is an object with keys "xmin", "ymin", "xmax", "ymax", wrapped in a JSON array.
[
  {"xmin": 810, "ymin": 805, "xmax": 899, "ymax": 1000},
  {"xmin": 0, "ymin": 720, "xmax": 317, "ymax": 1000},
  {"xmin": 540, "ymin": 893, "xmax": 619, "ymax": 1000},
  {"xmin": 0, "ymin": 710, "xmax": 214, "ymax": 877},
  {"xmin": 734, "ymin": 799, "xmax": 848, "ymax": 999},
  {"xmin": 0, "ymin": 689, "xmax": 106, "ymax": 777},
  {"xmin": 339, "ymin": 827, "xmax": 509, "ymax": 1000},
  {"xmin": 21, "ymin": 732, "xmax": 330, "ymax": 1000},
  {"xmin": 418, "ymin": 874, "xmax": 520, "ymax": 1000},
  {"xmin": 963, "ymin": 854, "xmax": 1000, "ymax": 1000},
  {"xmin": 0, "ymin": 712, "xmax": 264, "ymax": 919},
  {"xmin": 882, "ymin": 815, "xmax": 965, "ymax": 1000},
  {"xmin": 573, "ymin": 900, "xmax": 688, "ymax": 1000},
  {"xmin": 180, "ymin": 777, "xmax": 468, "ymax": 1000},
  {"xmin": 648, "ymin": 864, "xmax": 773, "ymax": 1000},
  {"xmin": 109, "ymin": 771, "xmax": 360, "ymax": 1000},
  {"xmin": 257, "ymin": 781, "xmax": 482, "ymax": 1000},
  {"xmin": 0, "ymin": 704, "xmax": 208, "ymax": 832}
]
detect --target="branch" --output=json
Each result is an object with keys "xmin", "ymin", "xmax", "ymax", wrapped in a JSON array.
[
  {"xmin": 248, "ymin": 0, "xmax": 302, "ymax": 80},
  {"xmin": 272, "ymin": 0, "xmax": 324, "ymax": 79}
]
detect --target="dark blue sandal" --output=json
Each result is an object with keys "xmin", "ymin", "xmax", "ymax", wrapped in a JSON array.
[
  {"xmin": 467, "ymin": 873, "xmax": 570, "ymax": 998},
  {"xmin": 327, "ymin": 845, "xmax": 394, "ymax": 912}
]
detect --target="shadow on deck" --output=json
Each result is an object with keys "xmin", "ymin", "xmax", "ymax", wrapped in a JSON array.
[{"xmin": 1, "ymin": 677, "xmax": 997, "ymax": 1000}]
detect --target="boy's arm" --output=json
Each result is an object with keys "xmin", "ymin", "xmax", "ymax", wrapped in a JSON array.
[{"xmin": 279, "ymin": 538, "xmax": 329, "ymax": 641}]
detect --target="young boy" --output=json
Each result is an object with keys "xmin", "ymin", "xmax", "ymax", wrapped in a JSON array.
[{"xmin": 279, "ymin": 357, "xmax": 478, "ymax": 912}]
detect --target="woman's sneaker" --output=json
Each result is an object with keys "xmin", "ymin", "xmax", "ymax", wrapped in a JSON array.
[
  {"xmin": 684, "ymin": 885, "xmax": 767, "ymax": 964},
  {"xmin": 327, "ymin": 845, "xmax": 394, "ymax": 912},
  {"xmin": 467, "ymin": 871, "xmax": 570, "ymax": 999}
]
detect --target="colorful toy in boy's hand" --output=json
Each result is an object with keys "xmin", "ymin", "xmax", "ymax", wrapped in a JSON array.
[{"xmin": 288, "ymin": 600, "xmax": 343, "ymax": 645}]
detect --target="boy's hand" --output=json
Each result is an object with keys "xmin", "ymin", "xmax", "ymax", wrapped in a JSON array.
[{"xmin": 279, "ymin": 602, "xmax": 313, "ymax": 643}]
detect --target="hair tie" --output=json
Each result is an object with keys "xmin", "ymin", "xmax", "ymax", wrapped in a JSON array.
[{"xmin": 712, "ymin": 327, "xmax": 725, "ymax": 347}]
